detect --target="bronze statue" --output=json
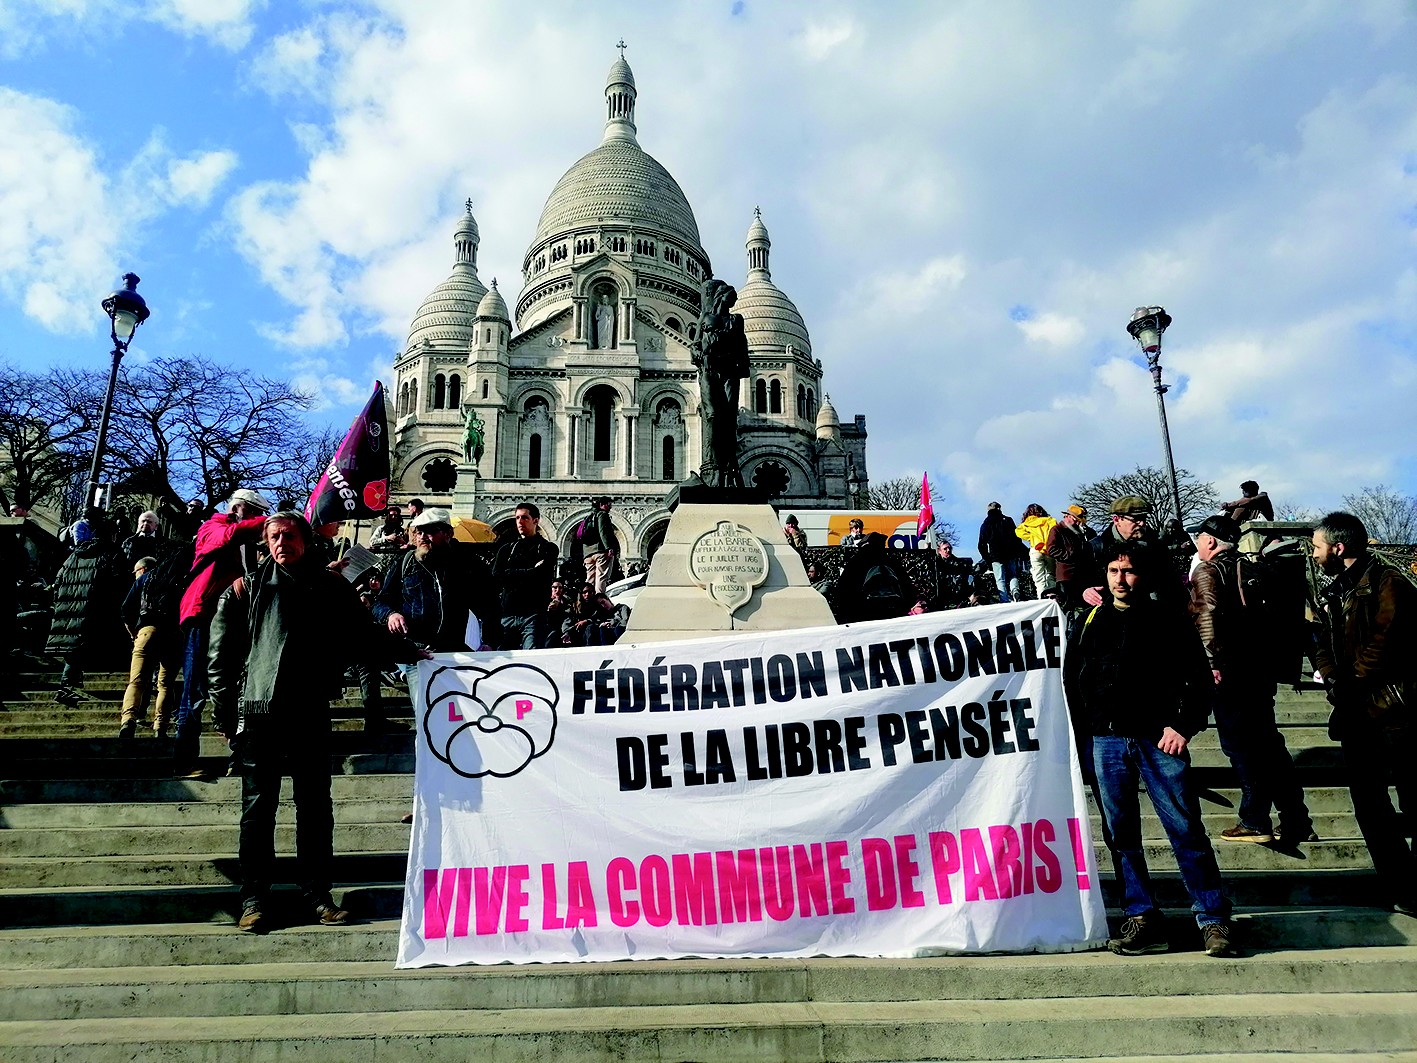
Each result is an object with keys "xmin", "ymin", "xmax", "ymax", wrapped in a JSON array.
[
  {"xmin": 691, "ymin": 279, "xmax": 749, "ymax": 488},
  {"xmin": 461, "ymin": 408, "xmax": 485, "ymax": 468}
]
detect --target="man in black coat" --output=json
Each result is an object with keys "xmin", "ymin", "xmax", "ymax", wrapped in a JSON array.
[
  {"xmin": 977, "ymin": 502, "xmax": 1026, "ymax": 602},
  {"xmin": 46, "ymin": 516, "xmax": 123, "ymax": 703},
  {"xmin": 209, "ymin": 512, "xmax": 423, "ymax": 933},
  {"xmin": 491, "ymin": 502, "xmax": 559, "ymax": 650}
]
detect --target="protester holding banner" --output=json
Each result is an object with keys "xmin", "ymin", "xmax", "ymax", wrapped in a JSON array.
[{"xmin": 1066, "ymin": 539, "xmax": 1236, "ymax": 958}]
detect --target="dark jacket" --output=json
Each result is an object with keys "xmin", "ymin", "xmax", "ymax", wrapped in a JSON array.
[
  {"xmin": 1313, "ymin": 555, "xmax": 1415, "ymax": 732},
  {"xmin": 121, "ymin": 531, "xmax": 176, "ymax": 569},
  {"xmin": 835, "ymin": 534, "xmax": 914, "ymax": 623},
  {"xmin": 1065, "ymin": 597, "xmax": 1214, "ymax": 742},
  {"xmin": 978, "ymin": 512, "xmax": 1026, "ymax": 564},
  {"xmin": 1075, "ymin": 525, "xmax": 1185, "ymax": 607},
  {"xmin": 491, "ymin": 534, "xmax": 559, "ymax": 617},
  {"xmin": 45, "ymin": 540, "xmax": 122, "ymax": 655},
  {"xmin": 1188, "ymin": 552, "xmax": 1271, "ymax": 684},
  {"xmin": 1045, "ymin": 521, "xmax": 1088, "ymax": 585},
  {"xmin": 209, "ymin": 556, "xmax": 416, "ymax": 740},
  {"xmin": 577, "ymin": 508, "xmax": 618, "ymax": 558},
  {"xmin": 372, "ymin": 543, "xmax": 490, "ymax": 652}
]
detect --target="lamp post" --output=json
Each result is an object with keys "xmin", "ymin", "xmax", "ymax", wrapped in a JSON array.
[
  {"xmin": 846, "ymin": 467, "xmax": 861, "ymax": 509},
  {"xmin": 86, "ymin": 273, "xmax": 150, "ymax": 510},
  {"xmin": 1126, "ymin": 305, "xmax": 1184, "ymax": 526}
]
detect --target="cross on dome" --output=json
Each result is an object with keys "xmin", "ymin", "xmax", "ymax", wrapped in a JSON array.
[{"xmin": 616, "ymin": 38, "xmax": 627, "ymax": 58}]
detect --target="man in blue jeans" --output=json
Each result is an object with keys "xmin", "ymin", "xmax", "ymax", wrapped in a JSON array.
[{"xmin": 1066, "ymin": 540, "xmax": 1237, "ymax": 957}]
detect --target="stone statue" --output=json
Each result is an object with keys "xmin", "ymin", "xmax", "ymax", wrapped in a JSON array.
[
  {"xmin": 691, "ymin": 279, "xmax": 750, "ymax": 488},
  {"xmin": 593, "ymin": 293, "xmax": 616, "ymax": 349},
  {"xmin": 461, "ymin": 408, "xmax": 485, "ymax": 468}
]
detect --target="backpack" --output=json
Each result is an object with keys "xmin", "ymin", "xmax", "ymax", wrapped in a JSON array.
[
  {"xmin": 138, "ymin": 539, "xmax": 202, "ymax": 625},
  {"xmin": 1215, "ymin": 539, "xmax": 1306, "ymax": 684}
]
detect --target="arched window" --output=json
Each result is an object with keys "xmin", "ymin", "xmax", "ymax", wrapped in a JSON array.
[
  {"xmin": 448, "ymin": 374, "xmax": 462, "ymax": 408},
  {"xmin": 588, "ymin": 385, "xmax": 614, "ymax": 462},
  {"xmin": 409, "ymin": 379, "xmax": 418, "ymax": 412},
  {"xmin": 528, "ymin": 434, "xmax": 543, "ymax": 479},
  {"xmin": 662, "ymin": 436, "xmax": 675, "ymax": 481},
  {"xmin": 797, "ymin": 384, "xmax": 806, "ymax": 418},
  {"xmin": 398, "ymin": 382, "xmax": 408, "ymax": 415},
  {"xmin": 433, "ymin": 374, "xmax": 446, "ymax": 410},
  {"xmin": 807, "ymin": 387, "xmax": 816, "ymax": 416},
  {"xmin": 769, "ymin": 379, "xmax": 782, "ymax": 414},
  {"xmin": 481, "ymin": 379, "xmax": 489, "ymax": 399},
  {"xmin": 754, "ymin": 379, "xmax": 768, "ymax": 414},
  {"xmin": 665, "ymin": 316, "xmax": 682, "ymax": 333}
]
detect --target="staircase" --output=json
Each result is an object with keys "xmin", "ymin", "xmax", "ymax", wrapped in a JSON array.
[{"xmin": 2, "ymin": 657, "xmax": 1415, "ymax": 1061}]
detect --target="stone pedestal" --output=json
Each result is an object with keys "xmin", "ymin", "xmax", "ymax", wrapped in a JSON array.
[
  {"xmin": 621, "ymin": 503, "xmax": 835, "ymax": 644},
  {"xmin": 451, "ymin": 463, "xmax": 480, "ymax": 520}
]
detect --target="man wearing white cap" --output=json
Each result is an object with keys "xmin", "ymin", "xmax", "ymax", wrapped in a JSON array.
[
  {"xmin": 173, "ymin": 487, "xmax": 271, "ymax": 777},
  {"xmin": 374, "ymin": 507, "xmax": 491, "ymax": 669}
]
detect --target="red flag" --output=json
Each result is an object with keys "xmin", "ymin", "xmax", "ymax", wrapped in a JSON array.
[
  {"xmin": 305, "ymin": 382, "xmax": 391, "ymax": 528},
  {"xmin": 917, "ymin": 472, "xmax": 935, "ymax": 537}
]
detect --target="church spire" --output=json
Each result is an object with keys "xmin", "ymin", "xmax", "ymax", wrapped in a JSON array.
[
  {"xmin": 455, "ymin": 199, "xmax": 480, "ymax": 269},
  {"xmin": 746, "ymin": 206, "xmax": 771, "ymax": 280},
  {"xmin": 603, "ymin": 41, "xmax": 638, "ymax": 144}
]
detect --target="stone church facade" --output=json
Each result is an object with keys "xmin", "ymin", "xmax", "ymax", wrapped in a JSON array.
[{"xmin": 390, "ymin": 53, "xmax": 869, "ymax": 563}]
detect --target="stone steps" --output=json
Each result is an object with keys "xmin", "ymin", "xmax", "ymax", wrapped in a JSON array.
[{"xmin": 3, "ymin": 987, "xmax": 1416, "ymax": 1062}]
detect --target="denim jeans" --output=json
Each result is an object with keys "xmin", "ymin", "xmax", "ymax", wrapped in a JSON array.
[
  {"xmin": 1092, "ymin": 734, "xmax": 1231, "ymax": 926},
  {"xmin": 499, "ymin": 614, "xmax": 544, "ymax": 651},
  {"xmin": 1212, "ymin": 677, "xmax": 1312, "ymax": 837},
  {"xmin": 174, "ymin": 621, "xmax": 209, "ymax": 768},
  {"xmin": 991, "ymin": 557, "xmax": 1024, "ymax": 603}
]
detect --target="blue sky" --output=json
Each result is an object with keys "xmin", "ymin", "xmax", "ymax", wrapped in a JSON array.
[{"xmin": 2, "ymin": 0, "xmax": 1415, "ymax": 539}]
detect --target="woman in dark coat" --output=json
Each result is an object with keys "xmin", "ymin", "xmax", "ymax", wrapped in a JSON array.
[{"xmin": 46, "ymin": 520, "xmax": 123, "ymax": 702}]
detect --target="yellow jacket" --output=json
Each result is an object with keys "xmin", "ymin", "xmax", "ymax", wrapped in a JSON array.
[{"xmin": 1015, "ymin": 514, "xmax": 1057, "ymax": 552}]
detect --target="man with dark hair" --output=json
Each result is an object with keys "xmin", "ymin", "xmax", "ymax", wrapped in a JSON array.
[
  {"xmin": 1066, "ymin": 540, "xmax": 1236, "ymax": 957},
  {"xmin": 1220, "ymin": 481, "xmax": 1274, "ymax": 525},
  {"xmin": 1190, "ymin": 515, "xmax": 1314, "ymax": 847},
  {"xmin": 491, "ymin": 502, "xmax": 559, "ymax": 650},
  {"xmin": 1312, "ymin": 511, "xmax": 1416, "ymax": 915},
  {"xmin": 209, "ymin": 512, "xmax": 424, "ymax": 933},
  {"xmin": 978, "ymin": 502, "xmax": 1026, "ymax": 602}
]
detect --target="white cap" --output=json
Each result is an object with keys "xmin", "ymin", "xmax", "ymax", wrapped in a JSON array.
[
  {"xmin": 409, "ymin": 507, "xmax": 454, "ymax": 530},
  {"xmin": 228, "ymin": 489, "xmax": 271, "ymax": 514}
]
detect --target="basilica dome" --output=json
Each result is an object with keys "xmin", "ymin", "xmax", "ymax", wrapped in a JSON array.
[
  {"xmin": 405, "ymin": 204, "xmax": 486, "ymax": 353},
  {"xmin": 734, "ymin": 210, "xmax": 810, "ymax": 355}
]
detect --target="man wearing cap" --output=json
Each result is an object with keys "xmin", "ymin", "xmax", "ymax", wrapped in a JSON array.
[
  {"xmin": 174, "ymin": 488, "xmax": 271, "ymax": 777},
  {"xmin": 1078, "ymin": 496, "xmax": 1183, "ymax": 609},
  {"xmin": 491, "ymin": 503, "xmax": 559, "ymax": 651},
  {"xmin": 1190, "ymin": 514, "xmax": 1314, "ymax": 847},
  {"xmin": 374, "ymin": 507, "xmax": 491, "ymax": 662},
  {"xmin": 1045, "ymin": 504, "xmax": 1091, "ymax": 610},
  {"xmin": 579, "ymin": 497, "xmax": 619, "ymax": 596}
]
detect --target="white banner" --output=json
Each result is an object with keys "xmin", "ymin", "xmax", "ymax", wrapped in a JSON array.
[{"xmin": 396, "ymin": 600, "xmax": 1107, "ymax": 967}]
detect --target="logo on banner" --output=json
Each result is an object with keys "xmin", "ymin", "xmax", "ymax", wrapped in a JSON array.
[
  {"xmin": 423, "ymin": 663, "xmax": 560, "ymax": 778},
  {"xmin": 362, "ymin": 478, "xmax": 388, "ymax": 510},
  {"xmin": 688, "ymin": 520, "xmax": 769, "ymax": 615}
]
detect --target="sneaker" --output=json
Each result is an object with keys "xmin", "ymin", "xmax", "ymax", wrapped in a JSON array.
[
  {"xmin": 313, "ymin": 901, "xmax": 352, "ymax": 926},
  {"xmin": 1219, "ymin": 825, "xmax": 1274, "ymax": 844},
  {"xmin": 154, "ymin": 726, "xmax": 168, "ymax": 740},
  {"xmin": 117, "ymin": 720, "xmax": 137, "ymax": 739},
  {"xmin": 1202, "ymin": 922, "xmax": 1237, "ymax": 957},
  {"xmin": 1274, "ymin": 826, "xmax": 1319, "ymax": 845},
  {"xmin": 1107, "ymin": 912, "xmax": 1168, "ymax": 955},
  {"xmin": 54, "ymin": 687, "xmax": 80, "ymax": 707},
  {"xmin": 175, "ymin": 764, "xmax": 209, "ymax": 780},
  {"xmin": 1393, "ymin": 901, "xmax": 1417, "ymax": 918},
  {"xmin": 237, "ymin": 903, "xmax": 267, "ymax": 934}
]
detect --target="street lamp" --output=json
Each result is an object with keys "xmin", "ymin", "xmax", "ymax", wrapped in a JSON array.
[
  {"xmin": 1126, "ymin": 305, "xmax": 1184, "ymax": 527},
  {"xmin": 86, "ymin": 273, "xmax": 150, "ymax": 510}
]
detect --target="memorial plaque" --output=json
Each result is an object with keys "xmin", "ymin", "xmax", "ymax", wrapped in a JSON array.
[{"xmin": 688, "ymin": 520, "xmax": 770, "ymax": 615}]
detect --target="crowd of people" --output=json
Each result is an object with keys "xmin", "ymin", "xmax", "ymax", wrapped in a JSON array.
[{"xmin": 1, "ymin": 473, "xmax": 1410, "ymax": 947}]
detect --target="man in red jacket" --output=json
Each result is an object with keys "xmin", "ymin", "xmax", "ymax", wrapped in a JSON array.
[{"xmin": 173, "ymin": 488, "xmax": 270, "ymax": 778}]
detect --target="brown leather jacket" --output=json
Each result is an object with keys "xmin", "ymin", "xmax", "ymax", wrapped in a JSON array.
[
  {"xmin": 1313, "ymin": 555, "xmax": 1415, "ymax": 729},
  {"xmin": 1188, "ymin": 553, "xmax": 1266, "ymax": 680}
]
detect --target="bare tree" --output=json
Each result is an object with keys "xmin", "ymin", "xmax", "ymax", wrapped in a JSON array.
[
  {"xmin": 1341, "ymin": 484, "xmax": 1417, "ymax": 544},
  {"xmin": 0, "ymin": 364, "xmax": 101, "ymax": 515},
  {"xmin": 867, "ymin": 475, "xmax": 924, "ymax": 510},
  {"xmin": 1271, "ymin": 499, "xmax": 1321, "ymax": 524},
  {"xmin": 1072, "ymin": 465, "xmax": 1218, "ymax": 528},
  {"xmin": 865, "ymin": 473, "xmax": 958, "ymax": 544}
]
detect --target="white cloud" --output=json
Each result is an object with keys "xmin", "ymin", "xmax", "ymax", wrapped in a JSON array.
[
  {"xmin": 861, "ymin": 256, "xmax": 967, "ymax": 318},
  {"xmin": 1016, "ymin": 312, "xmax": 1085, "ymax": 348},
  {"xmin": 165, "ymin": 150, "xmax": 239, "ymax": 207},
  {"xmin": 284, "ymin": 356, "xmax": 364, "ymax": 410},
  {"xmin": 0, "ymin": 0, "xmax": 261, "ymax": 55},
  {"xmin": 798, "ymin": 18, "xmax": 855, "ymax": 61}
]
